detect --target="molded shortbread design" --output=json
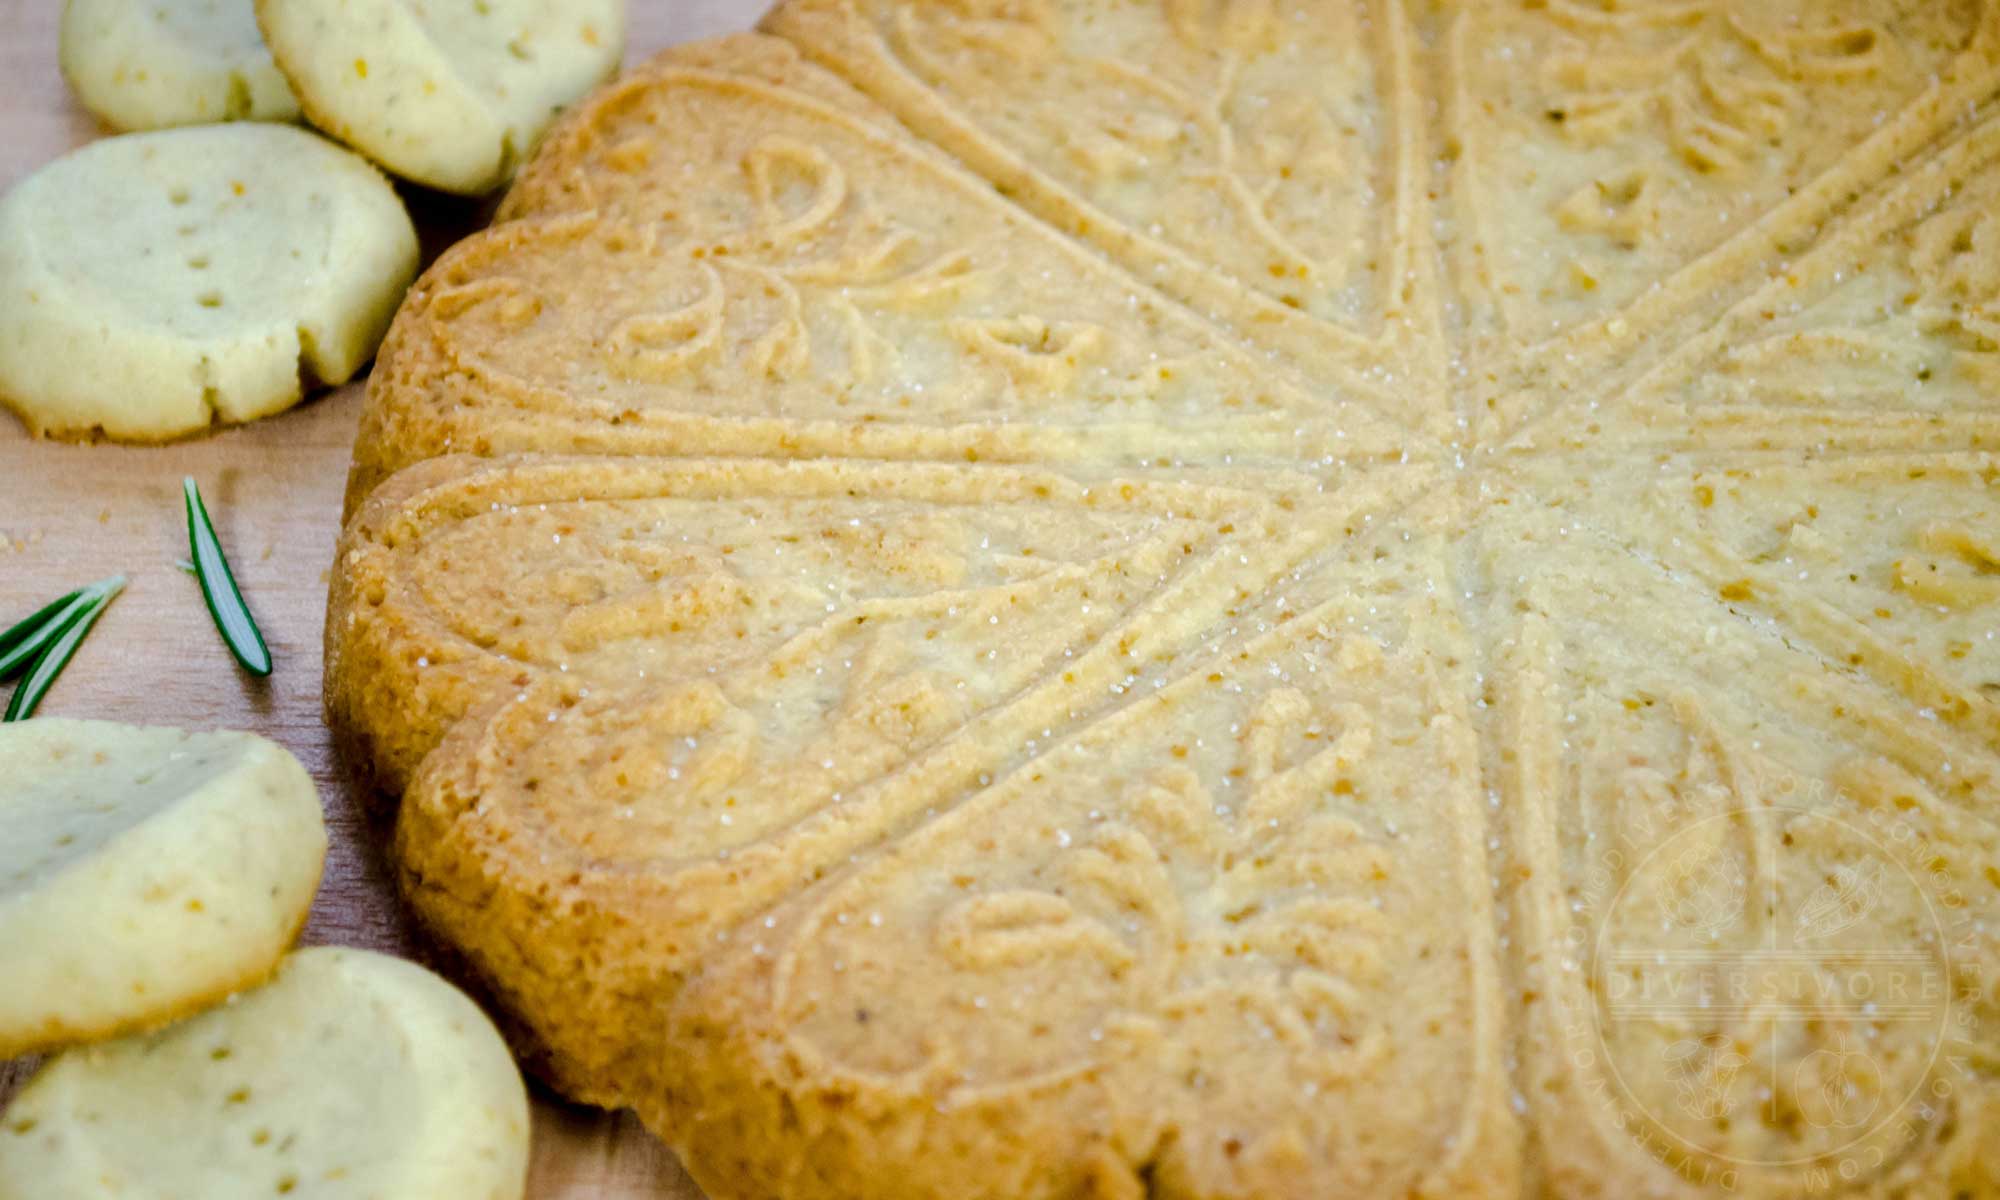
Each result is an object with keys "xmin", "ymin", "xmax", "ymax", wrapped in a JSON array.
[{"xmin": 331, "ymin": 7, "xmax": 2000, "ymax": 1198}]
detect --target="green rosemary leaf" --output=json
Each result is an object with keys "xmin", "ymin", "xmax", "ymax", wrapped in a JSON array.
[
  {"xmin": 184, "ymin": 477, "xmax": 272, "ymax": 677},
  {"xmin": 0, "ymin": 588, "xmax": 82, "ymax": 676},
  {"xmin": 0, "ymin": 576, "xmax": 120, "ymax": 682},
  {"xmin": 3, "ymin": 577, "xmax": 123, "ymax": 721}
]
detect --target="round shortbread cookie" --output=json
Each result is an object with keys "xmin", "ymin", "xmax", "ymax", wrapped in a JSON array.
[
  {"xmin": 256, "ymin": 0, "xmax": 624, "ymax": 195},
  {"xmin": 59, "ymin": 0, "xmax": 300, "ymax": 131},
  {"xmin": 0, "ymin": 720, "xmax": 326, "ymax": 1058},
  {"xmin": 0, "ymin": 947, "xmax": 530, "ymax": 1200},
  {"xmin": 0, "ymin": 124, "xmax": 417, "ymax": 442}
]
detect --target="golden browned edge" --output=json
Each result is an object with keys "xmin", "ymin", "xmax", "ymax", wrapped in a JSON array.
[
  {"xmin": 492, "ymin": 30, "xmax": 891, "ymax": 226},
  {"xmin": 390, "ymin": 703, "xmax": 650, "ymax": 1111},
  {"xmin": 338, "ymin": 227, "xmax": 542, "ymax": 518},
  {"xmin": 336, "ymin": 31, "xmax": 889, "ymax": 519},
  {"xmin": 324, "ymin": 458, "xmax": 625, "ymax": 1101},
  {"xmin": 0, "ymin": 884, "xmax": 316, "ymax": 1062},
  {"xmin": 389, "ymin": 718, "xmax": 1198, "ymax": 1200},
  {"xmin": 326, "ymin": 454, "xmax": 723, "ymax": 1111},
  {"xmin": 326, "ymin": 454, "xmax": 541, "ymax": 798}
]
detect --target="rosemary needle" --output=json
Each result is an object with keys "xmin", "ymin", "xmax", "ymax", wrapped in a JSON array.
[
  {"xmin": 184, "ymin": 476, "xmax": 273, "ymax": 677},
  {"xmin": 2, "ymin": 576, "xmax": 124, "ymax": 722},
  {"xmin": 0, "ymin": 577, "xmax": 119, "ymax": 682},
  {"xmin": 0, "ymin": 587, "xmax": 83, "ymax": 678}
]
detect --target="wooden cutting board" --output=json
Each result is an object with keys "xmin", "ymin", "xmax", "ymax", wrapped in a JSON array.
[{"xmin": 0, "ymin": 4, "xmax": 768, "ymax": 1194}]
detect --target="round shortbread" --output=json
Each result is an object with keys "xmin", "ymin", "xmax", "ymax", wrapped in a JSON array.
[
  {"xmin": 0, "ymin": 947, "xmax": 530, "ymax": 1200},
  {"xmin": 0, "ymin": 124, "xmax": 417, "ymax": 442},
  {"xmin": 330, "ymin": 11, "xmax": 2000, "ymax": 1197},
  {"xmin": 59, "ymin": 0, "xmax": 299, "ymax": 131},
  {"xmin": 255, "ymin": 0, "xmax": 624, "ymax": 195},
  {"xmin": 0, "ymin": 720, "xmax": 326, "ymax": 1058}
]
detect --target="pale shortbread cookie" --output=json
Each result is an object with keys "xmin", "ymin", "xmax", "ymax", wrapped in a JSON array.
[
  {"xmin": 59, "ymin": 0, "xmax": 299, "ymax": 131},
  {"xmin": 0, "ymin": 124, "xmax": 416, "ymax": 441},
  {"xmin": 255, "ymin": 0, "xmax": 624, "ymax": 195},
  {"xmin": 0, "ymin": 947, "xmax": 529, "ymax": 1200},
  {"xmin": 0, "ymin": 721, "xmax": 325, "ymax": 1058}
]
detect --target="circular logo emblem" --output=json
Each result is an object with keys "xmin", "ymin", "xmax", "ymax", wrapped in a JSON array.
[{"xmin": 1583, "ymin": 787, "xmax": 1966, "ymax": 1186}]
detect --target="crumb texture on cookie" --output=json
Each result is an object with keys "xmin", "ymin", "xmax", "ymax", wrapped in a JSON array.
[
  {"xmin": 0, "ymin": 720, "xmax": 326, "ymax": 1058},
  {"xmin": 256, "ymin": 0, "xmax": 625, "ymax": 194},
  {"xmin": 0, "ymin": 124, "xmax": 416, "ymax": 441},
  {"xmin": 0, "ymin": 946, "xmax": 529, "ymax": 1200},
  {"xmin": 59, "ymin": 0, "xmax": 299, "ymax": 130},
  {"xmin": 332, "ymin": 7, "xmax": 2000, "ymax": 1198}
]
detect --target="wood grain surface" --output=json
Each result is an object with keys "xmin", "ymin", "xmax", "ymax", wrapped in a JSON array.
[{"xmin": 0, "ymin": 4, "xmax": 767, "ymax": 1195}]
